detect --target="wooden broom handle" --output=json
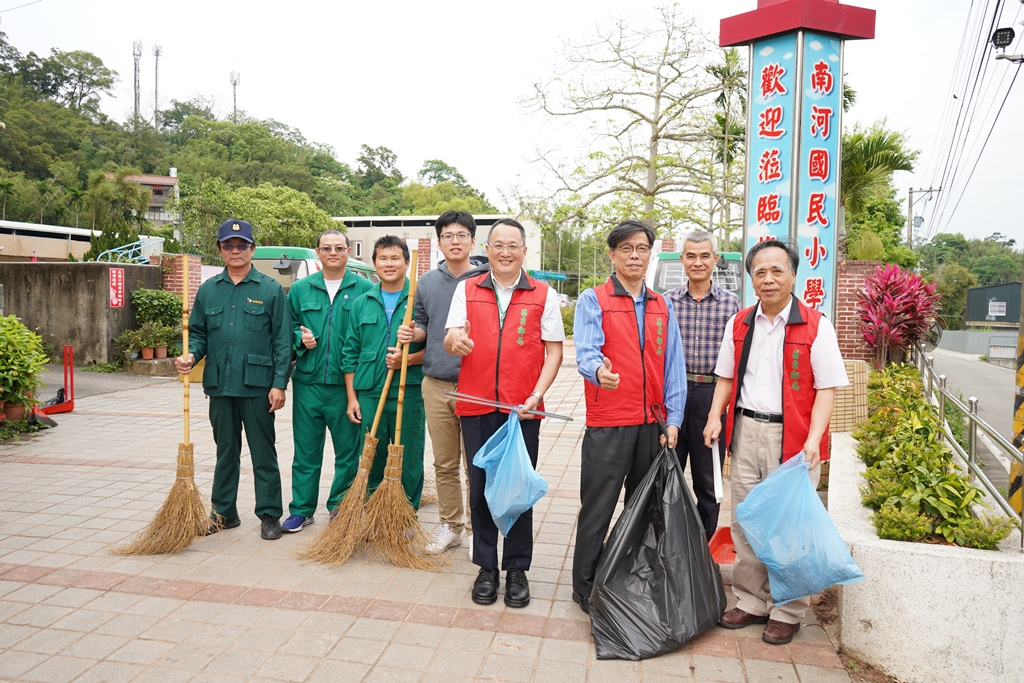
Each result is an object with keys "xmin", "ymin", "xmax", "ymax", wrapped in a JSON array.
[
  {"xmin": 393, "ymin": 251, "xmax": 419, "ymax": 447},
  {"xmin": 182, "ymin": 255, "xmax": 190, "ymax": 445}
]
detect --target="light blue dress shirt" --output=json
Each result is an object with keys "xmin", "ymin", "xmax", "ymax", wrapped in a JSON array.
[{"xmin": 574, "ymin": 282, "xmax": 686, "ymax": 427}]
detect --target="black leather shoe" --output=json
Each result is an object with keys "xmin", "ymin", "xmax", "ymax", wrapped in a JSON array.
[
  {"xmin": 504, "ymin": 569, "xmax": 530, "ymax": 608},
  {"xmin": 203, "ymin": 516, "xmax": 240, "ymax": 536},
  {"xmin": 572, "ymin": 591, "xmax": 591, "ymax": 615},
  {"xmin": 472, "ymin": 568, "xmax": 499, "ymax": 605},
  {"xmin": 260, "ymin": 515, "xmax": 282, "ymax": 540}
]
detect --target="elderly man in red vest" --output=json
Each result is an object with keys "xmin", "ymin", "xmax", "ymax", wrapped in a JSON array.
[
  {"xmin": 444, "ymin": 218, "xmax": 564, "ymax": 609},
  {"xmin": 704, "ymin": 238, "xmax": 848, "ymax": 645},
  {"xmin": 570, "ymin": 219, "xmax": 687, "ymax": 615}
]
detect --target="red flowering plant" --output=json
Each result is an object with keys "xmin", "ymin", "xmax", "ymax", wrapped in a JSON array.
[{"xmin": 857, "ymin": 263, "xmax": 941, "ymax": 367}]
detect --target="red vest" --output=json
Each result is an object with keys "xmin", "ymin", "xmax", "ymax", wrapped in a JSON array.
[
  {"xmin": 584, "ymin": 277, "xmax": 669, "ymax": 427},
  {"xmin": 456, "ymin": 271, "xmax": 549, "ymax": 417},
  {"xmin": 725, "ymin": 297, "xmax": 830, "ymax": 462}
]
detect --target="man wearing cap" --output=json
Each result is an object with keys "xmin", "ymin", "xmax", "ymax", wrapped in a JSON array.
[
  {"xmin": 281, "ymin": 229, "xmax": 373, "ymax": 533},
  {"xmin": 175, "ymin": 219, "xmax": 292, "ymax": 540},
  {"xmin": 664, "ymin": 230, "xmax": 741, "ymax": 537}
]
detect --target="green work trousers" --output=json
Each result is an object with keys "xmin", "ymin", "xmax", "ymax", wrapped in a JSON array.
[
  {"xmin": 208, "ymin": 395, "xmax": 283, "ymax": 520},
  {"xmin": 341, "ymin": 387, "xmax": 425, "ymax": 509},
  {"xmin": 290, "ymin": 381, "xmax": 362, "ymax": 517}
]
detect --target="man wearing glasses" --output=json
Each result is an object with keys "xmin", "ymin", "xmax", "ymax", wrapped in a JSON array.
[
  {"xmin": 396, "ymin": 211, "xmax": 489, "ymax": 555},
  {"xmin": 281, "ymin": 230, "xmax": 373, "ymax": 533},
  {"xmin": 570, "ymin": 219, "xmax": 686, "ymax": 613},
  {"xmin": 444, "ymin": 218, "xmax": 564, "ymax": 608},
  {"xmin": 175, "ymin": 219, "xmax": 292, "ymax": 540}
]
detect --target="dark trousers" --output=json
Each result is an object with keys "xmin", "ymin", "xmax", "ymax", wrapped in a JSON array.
[
  {"xmin": 572, "ymin": 422, "xmax": 661, "ymax": 599},
  {"xmin": 678, "ymin": 381, "xmax": 727, "ymax": 536},
  {"xmin": 462, "ymin": 411, "xmax": 541, "ymax": 572},
  {"xmin": 208, "ymin": 395, "xmax": 283, "ymax": 520}
]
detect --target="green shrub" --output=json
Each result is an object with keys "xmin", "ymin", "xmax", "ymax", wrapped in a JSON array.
[
  {"xmin": 872, "ymin": 505, "xmax": 932, "ymax": 542},
  {"xmin": 954, "ymin": 515, "xmax": 1016, "ymax": 550},
  {"xmin": 860, "ymin": 477, "xmax": 903, "ymax": 510},
  {"xmin": 561, "ymin": 304, "xmax": 574, "ymax": 339},
  {"xmin": 131, "ymin": 288, "xmax": 182, "ymax": 328},
  {"xmin": 0, "ymin": 315, "xmax": 49, "ymax": 406}
]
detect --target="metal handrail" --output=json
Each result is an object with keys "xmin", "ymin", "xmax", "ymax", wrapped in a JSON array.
[{"xmin": 911, "ymin": 343, "xmax": 1023, "ymax": 550}]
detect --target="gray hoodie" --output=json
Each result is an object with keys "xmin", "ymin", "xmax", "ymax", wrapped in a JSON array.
[{"xmin": 413, "ymin": 255, "xmax": 490, "ymax": 382}]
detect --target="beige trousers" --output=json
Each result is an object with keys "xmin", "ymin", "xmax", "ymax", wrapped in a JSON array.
[
  {"xmin": 730, "ymin": 413, "xmax": 820, "ymax": 624},
  {"xmin": 421, "ymin": 375, "xmax": 471, "ymax": 535}
]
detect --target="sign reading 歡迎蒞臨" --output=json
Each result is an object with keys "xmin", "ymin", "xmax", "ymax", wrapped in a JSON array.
[{"xmin": 744, "ymin": 33, "xmax": 798, "ymax": 306}]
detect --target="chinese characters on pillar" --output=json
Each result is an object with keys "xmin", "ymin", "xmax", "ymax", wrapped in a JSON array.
[
  {"xmin": 795, "ymin": 34, "xmax": 842, "ymax": 311},
  {"xmin": 745, "ymin": 33, "xmax": 798, "ymax": 306}
]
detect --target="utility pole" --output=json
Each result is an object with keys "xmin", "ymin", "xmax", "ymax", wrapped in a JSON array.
[
  {"xmin": 230, "ymin": 71, "xmax": 241, "ymax": 123},
  {"xmin": 906, "ymin": 187, "xmax": 941, "ymax": 247},
  {"xmin": 132, "ymin": 41, "xmax": 142, "ymax": 120},
  {"xmin": 1012, "ymin": 263, "xmax": 1024, "ymax": 516},
  {"xmin": 152, "ymin": 44, "xmax": 162, "ymax": 127}
]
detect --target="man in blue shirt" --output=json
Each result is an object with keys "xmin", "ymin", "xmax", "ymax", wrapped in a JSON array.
[{"xmin": 571, "ymin": 219, "xmax": 686, "ymax": 613}]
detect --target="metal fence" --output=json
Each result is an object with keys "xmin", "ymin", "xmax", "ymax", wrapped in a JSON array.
[
  {"xmin": 911, "ymin": 343, "xmax": 1024, "ymax": 550},
  {"xmin": 988, "ymin": 335, "xmax": 1018, "ymax": 361}
]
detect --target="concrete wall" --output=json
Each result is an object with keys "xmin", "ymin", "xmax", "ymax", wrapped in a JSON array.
[
  {"xmin": 829, "ymin": 433, "xmax": 1024, "ymax": 683},
  {"xmin": 0, "ymin": 262, "xmax": 162, "ymax": 365}
]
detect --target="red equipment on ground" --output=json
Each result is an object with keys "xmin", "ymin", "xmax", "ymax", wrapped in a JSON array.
[{"xmin": 40, "ymin": 346, "xmax": 74, "ymax": 415}]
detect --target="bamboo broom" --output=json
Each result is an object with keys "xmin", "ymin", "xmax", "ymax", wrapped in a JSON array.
[
  {"xmin": 297, "ymin": 365, "xmax": 396, "ymax": 567},
  {"xmin": 111, "ymin": 255, "xmax": 211, "ymax": 555},
  {"xmin": 298, "ymin": 251, "xmax": 419, "ymax": 567},
  {"xmin": 362, "ymin": 253, "xmax": 442, "ymax": 570}
]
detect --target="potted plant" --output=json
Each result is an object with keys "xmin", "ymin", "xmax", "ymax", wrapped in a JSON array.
[
  {"xmin": 137, "ymin": 322, "xmax": 174, "ymax": 361},
  {"xmin": 0, "ymin": 315, "xmax": 48, "ymax": 420}
]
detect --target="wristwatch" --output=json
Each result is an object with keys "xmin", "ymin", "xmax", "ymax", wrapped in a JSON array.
[{"xmin": 529, "ymin": 391, "xmax": 543, "ymax": 402}]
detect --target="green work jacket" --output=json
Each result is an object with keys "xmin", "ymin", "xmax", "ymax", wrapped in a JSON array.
[
  {"xmin": 289, "ymin": 268, "xmax": 374, "ymax": 385},
  {"xmin": 341, "ymin": 279, "xmax": 425, "ymax": 393},
  {"xmin": 189, "ymin": 266, "xmax": 291, "ymax": 398}
]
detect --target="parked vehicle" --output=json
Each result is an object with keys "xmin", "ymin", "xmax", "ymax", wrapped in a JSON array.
[
  {"xmin": 645, "ymin": 251, "xmax": 743, "ymax": 296},
  {"xmin": 251, "ymin": 246, "xmax": 377, "ymax": 294}
]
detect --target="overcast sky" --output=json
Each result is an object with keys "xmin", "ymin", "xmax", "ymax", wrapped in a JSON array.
[{"xmin": 6, "ymin": 0, "xmax": 1022, "ymax": 242}]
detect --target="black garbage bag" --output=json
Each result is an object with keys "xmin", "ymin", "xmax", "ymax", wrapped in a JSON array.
[{"xmin": 590, "ymin": 443, "xmax": 727, "ymax": 660}]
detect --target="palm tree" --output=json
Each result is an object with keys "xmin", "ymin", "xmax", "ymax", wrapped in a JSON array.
[
  {"xmin": 707, "ymin": 48, "xmax": 746, "ymax": 246},
  {"xmin": 0, "ymin": 180, "xmax": 14, "ymax": 220},
  {"xmin": 841, "ymin": 124, "xmax": 917, "ymax": 218},
  {"xmin": 67, "ymin": 187, "xmax": 85, "ymax": 228}
]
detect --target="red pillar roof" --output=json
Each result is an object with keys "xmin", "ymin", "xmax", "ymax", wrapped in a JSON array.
[{"xmin": 720, "ymin": 0, "xmax": 875, "ymax": 47}]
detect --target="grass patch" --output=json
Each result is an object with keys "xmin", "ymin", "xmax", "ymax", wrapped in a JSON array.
[
  {"xmin": 0, "ymin": 419, "xmax": 44, "ymax": 443},
  {"xmin": 81, "ymin": 363, "xmax": 122, "ymax": 373}
]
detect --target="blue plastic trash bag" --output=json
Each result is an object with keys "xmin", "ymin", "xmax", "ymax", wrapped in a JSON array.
[
  {"xmin": 472, "ymin": 412, "xmax": 548, "ymax": 536},
  {"xmin": 735, "ymin": 452, "xmax": 864, "ymax": 605}
]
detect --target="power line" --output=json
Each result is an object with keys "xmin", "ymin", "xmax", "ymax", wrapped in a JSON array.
[{"xmin": 939, "ymin": 62, "xmax": 1021, "ymax": 233}]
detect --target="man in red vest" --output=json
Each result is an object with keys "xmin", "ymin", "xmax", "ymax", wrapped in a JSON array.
[
  {"xmin": 704, "ymin": 239, "xmax": 848, "ymax": 645},
  {"xmin": 444, "ymin": 218, "xmax": 565, "ymax": 609},
  {"xmin": 570, "ymin": 219, "xmax": 687, "ymax": 615}
]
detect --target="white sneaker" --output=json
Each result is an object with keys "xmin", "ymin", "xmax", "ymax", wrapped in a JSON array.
[{"xmin": 426, "ymin": 523, "xmax": 462, "ymax": 554}]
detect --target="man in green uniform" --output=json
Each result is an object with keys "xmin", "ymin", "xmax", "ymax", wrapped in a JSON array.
[
  {"xmin": 340, "ymin": 235, "xmax": 426, "ymax": 507},
  {"xmin": 282, "ymin": 229, "xmax": 374, "ymax": 533},
  {"xmin": 175, "ymin": 219, "xmax": 292, "ymax": 540}
]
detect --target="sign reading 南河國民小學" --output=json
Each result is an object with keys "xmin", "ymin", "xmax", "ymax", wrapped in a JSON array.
[{"xmin": 721, "ymin": 0, "xmax": 875, "ymax": 317}]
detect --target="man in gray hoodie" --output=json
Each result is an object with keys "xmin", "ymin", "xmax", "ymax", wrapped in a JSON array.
[{"xmin": 397, "ymin": 210, "xmax": 489, "ymax": 554}]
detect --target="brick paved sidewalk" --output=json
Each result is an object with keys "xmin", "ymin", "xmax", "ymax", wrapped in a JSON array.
[{"xmin": 0, "ymin": 348, "xmax": 851, "ymax": 683}]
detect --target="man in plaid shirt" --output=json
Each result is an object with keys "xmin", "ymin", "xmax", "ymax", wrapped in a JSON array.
[{"xmin": 664, "ymin": 230, "xmax": 741, "ymax": 537}]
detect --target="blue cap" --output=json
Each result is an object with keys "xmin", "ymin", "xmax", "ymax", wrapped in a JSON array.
[{"xmin": 217, "ymin": 219, "xmax": 255, "ymax": 243}]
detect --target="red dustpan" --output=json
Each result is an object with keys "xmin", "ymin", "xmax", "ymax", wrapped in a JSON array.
[{"xmin": 709, "ymin": 527, "xmax": 737, "ymax": 566}]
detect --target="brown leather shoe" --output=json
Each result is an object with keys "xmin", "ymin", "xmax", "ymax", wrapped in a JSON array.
[
  {"xmin": 762, "ymin": 619, "xmax": 801, "ymax": 644},
  {"xmin": 719, "ymin": 607, "xmax": 770, "ymax": 629}
]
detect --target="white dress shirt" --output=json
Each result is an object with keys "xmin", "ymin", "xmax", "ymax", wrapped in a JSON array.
[
  {"xmin": 714, "ymin": 299, "xmax": 849, "ymax": 413},
  {"xmin": 445, "ymin": 271, "xmax": 566, "ymax": 342}
]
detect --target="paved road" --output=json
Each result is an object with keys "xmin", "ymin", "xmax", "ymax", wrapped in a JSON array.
[
  {"xmin": 931, "ymin": 349, "xmax": 1015, "ymax": 490},
  {"xmin": 37, "ymin": 363, "xmax": 173, "ymax": 401}
]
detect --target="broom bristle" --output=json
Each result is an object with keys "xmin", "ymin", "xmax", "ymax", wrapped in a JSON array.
[
  {"xmin": 297, "ymin": 437, "xmax": 378, "ymax": 567},
  {"xmin": 363, "ymin": 445, "xmax": 446, "ymax": 570},
  {"xmin": 110, "ymin": 443, "xmax": 211, "ymax": 555}
]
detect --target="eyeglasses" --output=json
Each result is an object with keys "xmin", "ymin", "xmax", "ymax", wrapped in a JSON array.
[
  {"xmin": 220, "ymin": 242, "xmax": 252, "ymax": 252},
  {"xmin": 318, "ymin": 245, "xmax": 350, "ymax": 253},
  {"xmin": 488, "ymin": 243, "xmax": 522, "ymax": 253},
  {"xmin": 616, "ymin": 244, "xmax": 651, "ymax": 256},
  {"xmin": 439, "ymin": 232, "xmax": 472, "ymax": 243}
]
